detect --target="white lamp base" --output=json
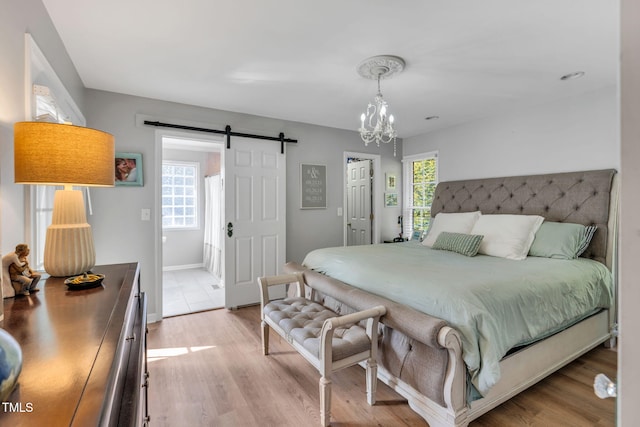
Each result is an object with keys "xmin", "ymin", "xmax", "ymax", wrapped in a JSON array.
[{"xmin": 43, "ymin": 188, "xmax": 96, "ymax": 277}]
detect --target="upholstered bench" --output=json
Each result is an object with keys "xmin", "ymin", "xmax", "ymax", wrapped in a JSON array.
[{"xmin": 258, "ymin": 273, "xmax": 386, "ymax": 426}]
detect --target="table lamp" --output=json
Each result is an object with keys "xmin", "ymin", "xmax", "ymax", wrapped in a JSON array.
[{"xmin": 14, "ymin": 122, "xmax": 115, "ymax": 277}]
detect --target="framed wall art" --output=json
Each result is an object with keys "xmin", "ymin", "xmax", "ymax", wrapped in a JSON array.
[
  {"xmin": 115, "ymin": 152, "xmax": 143, "ymax": 186},
  {"xmin": 300, "ymin": 163, "xmax": 326, "ymax": 209},
  {"xmin": 386, "ymin": 173, "xmax": 396, "ymax": 190},
  {"xmin": 384, "ymin": 192, "xmax": 398, "ymax": 207}
]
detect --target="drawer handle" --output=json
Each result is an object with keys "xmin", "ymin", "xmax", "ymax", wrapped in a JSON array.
[{"xmin": 126, "ymin": 333, "xmax": 136, "ymax": 342}]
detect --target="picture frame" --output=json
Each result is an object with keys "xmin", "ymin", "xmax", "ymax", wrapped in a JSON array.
[
  {"xmin": 115, "ymin": 152, "xmax": 143, "ymax": 186},
  {"xmin": 384, "ymin": 192, "xmax": 398, "ymax": 207},
  {"xmin": 386, "ymin": 173, "xmax": 396, "ymax": 190},
  {"xmin": 300, "ymin": 163, "xmax": 327, "ymax": 209}
]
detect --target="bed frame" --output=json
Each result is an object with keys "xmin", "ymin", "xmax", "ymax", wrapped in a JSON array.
[{"xmin": 285, "ymin": 169, "xmax": 618, "ymax": 427}]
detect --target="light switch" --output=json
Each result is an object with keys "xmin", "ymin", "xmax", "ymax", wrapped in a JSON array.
[
  {"xmin": 141, "ymin": 208, "xmax": 151, "ymax": 221},
  {"xmin": 337, "ymin": 207, "xmax": 343, "ymax": 217}
]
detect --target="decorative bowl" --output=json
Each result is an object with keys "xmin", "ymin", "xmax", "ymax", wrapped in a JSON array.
[{"xmin": 64, "ymin": 273, "xmax": 105, "ymax": 290}]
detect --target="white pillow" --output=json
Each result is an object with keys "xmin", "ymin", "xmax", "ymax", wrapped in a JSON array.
[
  {"xmin": 422, "ymin": 211, "xmax": 482, "ymax": 247},
  {"xmin": 470, "ymin": 214, "xmax": 544, "ymax": 260}
]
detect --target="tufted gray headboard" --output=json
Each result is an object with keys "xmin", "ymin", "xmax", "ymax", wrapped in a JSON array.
[{"xmin": 431, "ymin": 169, "xmax": 618, "ymax": 267}]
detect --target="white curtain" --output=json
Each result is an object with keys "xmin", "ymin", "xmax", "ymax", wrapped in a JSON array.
[{"xmin": 203, "ymin": 175, "xmax": 222, "ymax": 281}]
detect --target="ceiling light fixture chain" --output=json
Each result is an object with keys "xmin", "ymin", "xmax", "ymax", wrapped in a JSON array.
[{"xmin": 357, "ymin": 55, "xmax": 405, "ymax": 157}]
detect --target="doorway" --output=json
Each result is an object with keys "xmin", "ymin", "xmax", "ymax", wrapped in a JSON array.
[
  {"xmin": 160, "ymin": 133, "xmax": 224, "ymax": 317},
  {"xmin": 343, "ymin": 152, "xmax": 382, "ymax": 245}
]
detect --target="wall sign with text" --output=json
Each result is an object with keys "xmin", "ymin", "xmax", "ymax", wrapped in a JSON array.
[{"xmin": 300, "ymin": 163, "xmax": 327, "ymax": 209}]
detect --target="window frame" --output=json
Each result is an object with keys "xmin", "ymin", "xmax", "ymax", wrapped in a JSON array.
[
  {"xmin": 161, "ymin": 160, "xmax": 200, "ymax": 230},
  {"xmin": 402, "ymin": 151, "xmax": 439, "ymax": 238}
]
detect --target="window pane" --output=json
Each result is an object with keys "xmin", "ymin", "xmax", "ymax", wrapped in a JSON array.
[
  {"xmin": 162, "ymin": 161, "xmax": 199, "ymax": 229},
  {"xmin": 404, "ymin": 154, "xmax": 437, "ymax": 236}
]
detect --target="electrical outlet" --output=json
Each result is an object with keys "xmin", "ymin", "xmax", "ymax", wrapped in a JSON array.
[{"xmin": 141, "ymin": 208, "xmax": 151, "ymax": 221}]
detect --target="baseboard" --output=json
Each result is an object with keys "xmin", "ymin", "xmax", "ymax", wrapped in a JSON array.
[{"xmin": 162, "ymin": 263, "xmax": 204, "ymax": 272}]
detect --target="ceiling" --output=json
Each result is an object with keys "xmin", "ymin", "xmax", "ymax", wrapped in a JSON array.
[{"xmin": 41, "ymin": 0, "xmax": 619, "ymax": 139}]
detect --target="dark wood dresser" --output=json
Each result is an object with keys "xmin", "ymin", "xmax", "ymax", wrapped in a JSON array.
[{"xmin": 0, "ymin": 262, "xmax": 148, "ymax": 426}]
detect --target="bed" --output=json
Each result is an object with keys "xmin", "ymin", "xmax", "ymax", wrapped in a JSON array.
[{"xmin": 284, "ymin": 169, "xmax": 618, "ymax": 427}]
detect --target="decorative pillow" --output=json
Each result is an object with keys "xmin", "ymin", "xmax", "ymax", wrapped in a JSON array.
[
  {"xmin": 432, "ymin": 232, "xmax": 484, "ymax": 257},
  {"xmin": 422, "ymin": 211, "xmax": 482, "ymax": 247},
  {"xmin": 529, "ymin": 222, "xmax": 597, "ymax": 259},
  {"xmin": 470, "ymin": 214, "xmax": 544, "ymax": 260}
]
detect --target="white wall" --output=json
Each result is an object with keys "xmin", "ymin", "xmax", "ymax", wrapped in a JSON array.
[
  {"xmin": 0, "ymin": 0, "xmax": 85, "ymax": 255},
  {"xmin": 83, "ymin": 89, "xmax": 401, "ymax": 321},
  {"xmin": 404, "ymin": 87, "xmax": 620, "ymax": 181}
]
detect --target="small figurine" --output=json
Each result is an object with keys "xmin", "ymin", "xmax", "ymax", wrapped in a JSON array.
[{"xmin": 7, "ymin": 244, "xmax": 41, "ymax": 296}]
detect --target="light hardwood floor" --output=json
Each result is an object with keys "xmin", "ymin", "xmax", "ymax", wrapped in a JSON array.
[{"xmin": 147, "ymin": 306, "xmax": 616, "ymax": 426}]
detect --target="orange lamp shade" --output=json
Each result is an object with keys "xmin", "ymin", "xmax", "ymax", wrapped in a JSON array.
[{"xmin": 14, "ymin": 122, "xmax": 115, "ymax": 186}]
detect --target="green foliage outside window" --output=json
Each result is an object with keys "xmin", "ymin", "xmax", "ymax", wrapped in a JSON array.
[{"xmin": 411, "ymin": 158, "xmax": 437, "ymax": 232}]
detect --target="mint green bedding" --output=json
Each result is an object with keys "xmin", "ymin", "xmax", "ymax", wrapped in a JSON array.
[{"xmin": 302, "ymin": 241, "xmax": 613, "ymax": 395}]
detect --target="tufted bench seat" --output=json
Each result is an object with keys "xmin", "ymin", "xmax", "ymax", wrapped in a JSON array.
[{"xmin": 258, "ymin": 273, "xmax": 386, "ymax": 426}]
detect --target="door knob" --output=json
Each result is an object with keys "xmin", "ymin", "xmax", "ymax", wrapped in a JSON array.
[{"xmin": 227, "ymin": 222, "xmax": 233, "ymax": 237}]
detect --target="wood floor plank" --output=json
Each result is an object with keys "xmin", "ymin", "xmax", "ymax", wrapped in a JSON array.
[{"xmin": 147, "ymin": 306, "xmax": 616, "ymax": 426}]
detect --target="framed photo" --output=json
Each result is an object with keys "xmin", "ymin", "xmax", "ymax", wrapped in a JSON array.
[
  {"xmin": 384, "ymin": 192, "xmax": 398, "ymax": 207},
  {"xmin": 115, "ymin": 152, "xmax": 143, "ymax": 186},
  {"xmin": 386, "ymin": 173, "xmax": 396, "ymax": 190},
  {"xmin": 300, "ymin": 163, "xmax": 327, "ymax": 209}
]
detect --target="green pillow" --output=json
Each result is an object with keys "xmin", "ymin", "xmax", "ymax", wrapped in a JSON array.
[
  {"xmin": 432, "ymin": 232, "xmax": 484, "ymax": 257},
  {"xmin": 528, "ymin": 221, "xmax": 596, "ymax": 259}
]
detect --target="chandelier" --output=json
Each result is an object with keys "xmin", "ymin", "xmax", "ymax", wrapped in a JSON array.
[{"xmin": 357, "ymin": 55, "xmax": 405, "ymax": 156}]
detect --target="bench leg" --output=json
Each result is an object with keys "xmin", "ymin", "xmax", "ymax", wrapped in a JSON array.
[
  {"xmin": 319, "ymin": 376, "xmax": 331, "ymax": 426},
  {"xmin": 261, "ymin": 320, "xmax": 269, "ymax": 356},
  {"xmin": 366, "ymin": 358, "xmax": 378, "ymax": 406}
]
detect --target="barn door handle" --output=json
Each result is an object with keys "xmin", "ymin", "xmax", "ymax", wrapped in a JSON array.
[{"xmin": 227, "ymin": 222, "xmax": 233, "ymax": 237}]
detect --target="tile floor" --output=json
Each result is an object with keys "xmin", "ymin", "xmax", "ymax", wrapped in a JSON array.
[{"xmin": 162, "ymin": 268, "xmax": 224, "ymax": 317}]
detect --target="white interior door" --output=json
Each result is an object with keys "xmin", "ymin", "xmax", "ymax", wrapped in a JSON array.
[
  {"xmin": 224, "ymin": 137, "xmax": 286, "ymax": 308},
  {"xmin": 346, "ymin": 159, "xmax": 372, "ymax": 246}
]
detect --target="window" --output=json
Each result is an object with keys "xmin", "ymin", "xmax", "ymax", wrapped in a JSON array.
[
  {"xmin": 162, "ymin": 161, "xmax": 199, "ymax": 229},
  {"xmin": 402, "ymin": 152, "xmax": 438, "ymax": 237}
]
